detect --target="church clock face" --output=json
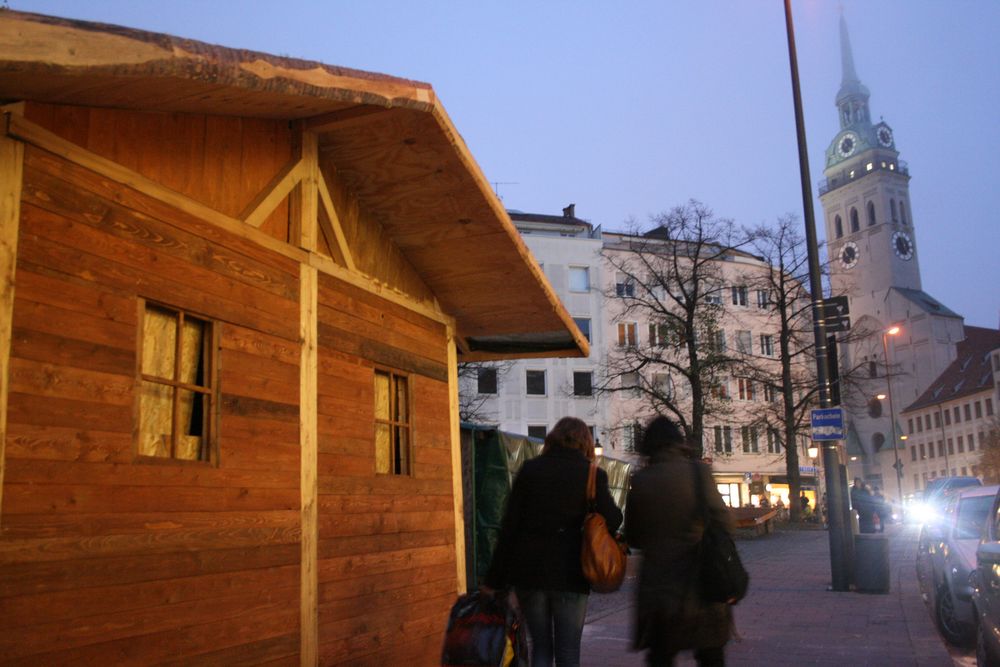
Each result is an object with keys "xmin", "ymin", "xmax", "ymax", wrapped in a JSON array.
[
  {"xmin": 837, "ymin": 132, "xmax": 858, "ymax": 158},
  {"xmin": 892, "ymin": 231, "xmax": 914, "ymax": 260},
  {"xmin": 877, "ymin": 126, "xmax": 893, "ymax": 148},
  {"xmin": 839, "ymin": 241, "xmax": 860, "ymax": 270}
]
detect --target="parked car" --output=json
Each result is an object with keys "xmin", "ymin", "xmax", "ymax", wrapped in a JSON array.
[
  {"xmin": 916, "ymin": 484, "xmax": 998, "ymax": 647},
  {"xmin": 912, "ymin": 476, "xmax": 983, "ymax": 527},
  {"xmin": 973, "ymin": 486, "xmax": 1000, "ymax": 666}
]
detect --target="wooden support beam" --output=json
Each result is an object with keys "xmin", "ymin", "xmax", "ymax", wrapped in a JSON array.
[
  {"xmin": 447, "ymin": 326, "xmax": 467, "ymax": 594},
  {"xmin": 0, "ymin": 120, "xmax": 24, "ymax": 526},
  {"xmin": 238, "ymin": 157, "xmax": 307, "ymax": 229},
  {"xmin": 4, "ymin": 113, "xmax": 306, "ymax": 264},
  {"xmin": 303, "ymin": 105, "xmax": 394, "ymax": 133},
  {"xmin": 297, "ymin": 132, "xmax": 319, "ymax": 253},
  {"xmin": 316, "ymin": 170, "xmax": 356, "ymax": 272},
  {"xmin": 299, "ymin": 265, "xmax": 319, "ymax": 667}
]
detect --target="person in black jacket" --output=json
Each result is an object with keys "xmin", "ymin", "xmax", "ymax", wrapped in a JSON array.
[
  {"xmin": 625, "ymin": 416, "xmax": 733, "ymax": 667},
  {"xmin": 485, "ymin": 416, "xmax": 623, "ymax": 667}
]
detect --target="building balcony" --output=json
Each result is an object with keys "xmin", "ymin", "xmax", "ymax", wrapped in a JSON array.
[{"xmin": 819, "ymin": 159, "xmax": 909, "ymax": 195}]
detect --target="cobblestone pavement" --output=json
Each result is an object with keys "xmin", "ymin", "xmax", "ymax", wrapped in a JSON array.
[{"xmin": 580, "ymin": 524, "xmax": 972, "ymax": 666}]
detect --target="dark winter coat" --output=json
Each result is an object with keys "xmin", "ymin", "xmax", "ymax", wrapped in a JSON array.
[
  {"xmin": 485, "ymin": 446, "xmax": 623, "ymax": 594},
  {"xmin": 624, "ymin": 449, "xmax": 733, "ymax": 652}
]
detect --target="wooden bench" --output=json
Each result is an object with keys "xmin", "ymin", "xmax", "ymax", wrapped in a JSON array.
[{"xmin": 730, "ymin": 507, "xmax": 778, "ymax": 536}]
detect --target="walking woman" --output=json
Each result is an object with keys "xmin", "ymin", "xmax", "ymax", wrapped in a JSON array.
[
  {"xmin": 485, "ymin": 416, "xmax": 623, "ymax": 667},
  {"xmin": 625, "ymin": 416, "xmax": 733, "ymax": 666}
]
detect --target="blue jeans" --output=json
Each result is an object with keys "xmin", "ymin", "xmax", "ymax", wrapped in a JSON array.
[{"xmin": 516, "ymin": 588, "xmax": 589, "ymax": 667}]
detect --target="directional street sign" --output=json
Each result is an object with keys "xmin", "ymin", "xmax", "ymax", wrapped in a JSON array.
[
  {"xmin": 810, "ymin": 407, "xmax": 845, "ymax": 441},
  {"xmin": 823, "ymin": 295, "xmax": 851, "ymax": 333}
]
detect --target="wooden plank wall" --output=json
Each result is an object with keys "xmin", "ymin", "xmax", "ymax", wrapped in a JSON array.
[
  {"xmin": 314, "ymin": 273, "xmax": 458, "ymax": 666},
  {"xmin": 0, "ymin": 107, "xmax": 303, "ymax": 664}
]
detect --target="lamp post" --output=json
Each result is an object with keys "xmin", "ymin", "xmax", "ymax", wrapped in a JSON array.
[
  {"xmin": 783, "ymin": 0, "xmax": 850, "ymax": 590},
  {"xmin": 881, "ymin": 326, "xmax": 904, "ymax": 507}
]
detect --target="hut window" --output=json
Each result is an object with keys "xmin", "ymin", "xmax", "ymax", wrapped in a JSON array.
[
  {"xmin": 138, "ymin": 303, "xmax": 215, "ymax": 462},
  {"xmin": 374, "ymin": 369, "xmax": 411, "ymax": 475}
]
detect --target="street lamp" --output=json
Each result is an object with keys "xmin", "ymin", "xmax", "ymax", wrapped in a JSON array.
[{"xmin": 881, "ymin": 326, "xmax": 904, "ymax": 507}]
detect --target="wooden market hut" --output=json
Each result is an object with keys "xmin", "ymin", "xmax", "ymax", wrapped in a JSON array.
[{"xmin": 0, "ymin": 11, "xmax": 587, "ymax": 665}]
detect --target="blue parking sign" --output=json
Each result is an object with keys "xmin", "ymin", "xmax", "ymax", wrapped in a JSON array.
[{"xmin": 810, "ymin": 408, "xmax": 845, "ymax": 441}]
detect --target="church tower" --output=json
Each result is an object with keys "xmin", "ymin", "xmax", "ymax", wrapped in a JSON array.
[{"xmin": 819, "ymin": 13, "xmax": 964, "ymax": 490}]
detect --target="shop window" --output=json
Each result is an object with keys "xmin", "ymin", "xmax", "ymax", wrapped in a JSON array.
[
  {"xmin": 717, "ymin": 482, "xmax": 741, "ymax": 508},
  {"xmin": 375, "ymin": 369, "xmax": 411, "ymax": 475},
  {"xmin": 138, "ymin": 302, "xmax": 216, "ymax": 463}
]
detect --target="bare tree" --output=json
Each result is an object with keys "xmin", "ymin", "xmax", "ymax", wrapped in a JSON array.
[
  {"xmin": 976, "ymin": 417, "xmax": 1000, "ymax": 483},
  {"xmin": 599, "ymin": 201, "xmax": 754, "ymax": 456},
  {"xmin": 457, "ymin": 361, "xmax": 514, "ymax": 424}
]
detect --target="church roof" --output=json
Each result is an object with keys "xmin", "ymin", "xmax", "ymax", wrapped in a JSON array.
[
  {"xmin": 902, "ymin": 326, "xmax": 1000, "ymax": 414},
  {"xmin": 891, "ymin": 287, "xmax": 962, "ymax": 320},
  {"xmin": 836, "ymin": 11, "xmax": 870, "ymax": 106}
]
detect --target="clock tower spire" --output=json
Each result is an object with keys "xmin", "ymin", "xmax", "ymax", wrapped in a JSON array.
[{"xmin": 818, "ymin": 12, "xmax": 965, "ymax": 491}]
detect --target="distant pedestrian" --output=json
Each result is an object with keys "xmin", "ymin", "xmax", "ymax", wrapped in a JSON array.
[
  {"xmin": 484, "ymin": 416, "xmax": 623, "ymax": 667},
  {"xmin": 625, "ymin": 416, "xmax": 733, "ymax": 666},
  {"xmin": 851, "ymin": 478, "xmax": 876, "ymax": 533}
]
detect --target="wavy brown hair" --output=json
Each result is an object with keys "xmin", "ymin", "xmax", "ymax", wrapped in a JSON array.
[{"xmin": 543, "ymin": 416, "xmax": 595, "ymax": 460}]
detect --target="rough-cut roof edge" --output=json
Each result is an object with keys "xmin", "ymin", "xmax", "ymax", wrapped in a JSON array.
[{"xmin": 902, "ymin": 325, "xmax": 1000, "ymax": 413}]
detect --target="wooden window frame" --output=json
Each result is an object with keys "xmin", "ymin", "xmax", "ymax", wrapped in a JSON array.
[
  {"xmin": 134, "ymin": 299, "xmax": 220, "ymax": 466},
  {"xmin": 374, "ymin": 367, "xmax": 413, "ymax": 476}
]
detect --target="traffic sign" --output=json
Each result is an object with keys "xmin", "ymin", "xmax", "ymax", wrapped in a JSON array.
[
  {"xmin": 823, "ymin": 295, "xmax": 851, "ymax": 333},
  {"xmin": 811, "ymin": 407, "xmax": 845, "ymax": 441}
]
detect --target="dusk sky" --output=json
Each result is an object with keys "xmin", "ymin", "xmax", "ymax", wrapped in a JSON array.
[{"xmin": 12, "ymin": 0, "xmax": 999, "ymax": 328}]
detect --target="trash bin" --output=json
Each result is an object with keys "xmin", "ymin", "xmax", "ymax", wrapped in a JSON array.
[{"xmin": 853, "ymin": 534, "xmax": 890, "ymax": 593}]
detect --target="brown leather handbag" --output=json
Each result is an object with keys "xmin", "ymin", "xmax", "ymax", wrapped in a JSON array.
[{"xmin": 580, "ymin": 461, "xmax": 627, "ymax": 593}]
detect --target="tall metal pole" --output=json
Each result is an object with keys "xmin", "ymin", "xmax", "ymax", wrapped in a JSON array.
[
  {"xmin": 783, "ymin": 0, "xmax": 851, "ymax": 591},
  {"xmin": 882, "ymin": 333, "xmax": 904, "ymax": 505}
]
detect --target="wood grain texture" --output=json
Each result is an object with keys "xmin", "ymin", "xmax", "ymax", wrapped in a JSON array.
[
  {"xmin": 0, "ymin": 131, "xmax": 24, "ymax": 524},
  {"xmin": 299, "ymin": 265, "xmax": 319, "ymax": 666}
]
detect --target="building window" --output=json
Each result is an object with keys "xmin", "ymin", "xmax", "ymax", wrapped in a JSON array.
[
  {"xmin": 756, "ymin": 290, "xmax": 770, "ymax": 308},
  {"xmin": 760, "ymin": 334, "xmax": 775, "ymax": 357},
  {"xmin": 969, "ymin": 434, "xmax": 977, "ymax": 452},
  {"xmin": 526, "ymin": 370, "xmax": 546, "ymax": 396},
  {"xmin": 714, "ymin": 425, "xmax": 733, "ymax": 454},
  {"xmin": 763, "ymin": 384, "xmax": 778, "ymax": 403},
  {"xmin": 648, "ymin": 321, "xmax": 670, "ymax": 348},
  {"xmin": 924, "ymin": 414, "xmax": 932, "ymax": 431},
  {"xmin": 954, "ymin": 406, "xmax": 961, "ymax": 423},
  {"xmin": 938, "ymin": 441, "xmax": 945, "ymax": 457},
  {"xmin": 767, "ymin": 428, "xmax": 781, "ymax": 454},
  {"xmin": 527, "ymin": 425, "xmax": 547, "ymax": 440},
  {"xmin": 741, "ymin": 426, "xmax": 759, "ymax": 453},
  {"xmin": 867, "ymin": 201, "xmax": 876, "ymax": 226},
  {"xmin": 477, "ymin": 367, "xmax": 498, "ymax": 394},
  {"xmin": 944, "ymin": 409, "xmax": 951, "ymax": 426},
  {"xmin": 735, "ymin": 330, "xmax": 752, "ymax": 354},
  {"xmin": 928, "ymin": 441, "xmax": 935, "ymax": 458},
  {"xmin": 917, "ymin": 418, "xmax": 923, "ymax": 433},
  {"xmin": 138, "ymin": 302, "xmax": 216, "ymax": 463},
  {"xmin": 899, "ymin": 201, "xmax": 907, "ymax": 225},
  {"xmin": 907, "ymin": 418, "xmax": 914, "ymax": 434},
  {"xmin": 710, "ymin": 379, "xmax": 730, "ymax": 400},
  {"xmin": 958, "ymin": 436, "xmax": 965, "ymax": 453},
  {"xmin": 947, "ymin": 438, "xmax": 954, "ymax": 455},
  {"xmin": 869, "ymin": 360, "xmax": 878, "ymax": 378},
  {"xmin": 569, "ymin": 266, "xmax": 590, "ymax": 292},
  {"xmin": 621, "ymin": 372, "xmax": 641, "ymax": 397},
  {"xmin": 717, "ymin": 482, "xmax": 741, "ymax": 508},
  {"xmin": 711, "ymin": 329, "xmax": 727, "ymax": 353},
  {"xmin": 573, "ymin": 371, "xmax": 593, "ymax": 397},
  {"xmin": 934, "ymin": 412, "xmax": 941, "ymax": 429},
  {"xmin": 919, "ymin": 443, "xmax": 926, "ymax": 459},
  {"xmin": 975, "ymin": 401, "xmax": 983, "ymax": 419},
  {"xmin": 965, "ymin": 403, "xmax": 972, "ymax": 421},
  {"xmin": 618, "ymin": 322, "xmax": 638, "ymax": 347},
  {"xmin": 615, "ymin": 273, "xmax": 635, "ymax": 298},
  {"xmin": 731, "ymin": 286, "xmax": 748, "ymax": 307},
  {"xmin": 834, "ymin": 215, "xmax": 843, "ymax": 239},
  {"xmin": 622, "ymin": 421, "xmax": 641, "ymax": 452},
  {"xmin": 737, "ymin": 378, "xmax": 756, "ymax": 401},
  {"xmin": 987, "ymin": 398, "xmax": 995, "ymax": 416},
  {"xmin": 910, "ymin": 447, "xmax": 916, "ymax": 462},
  {"xmin": 890, "ymin": 199, "xmax": 898, "ymax": 222},
  {"xmin": 653, "ymin": 372, "xmax": 674, "ymax": 398},
  {"xmin": 849, "ymin": 207, "xmax": 860, "ymax": 233},
  {"xmin": 573, "ymin": 317, "xmax": 592, "ymax": 343},
  {"xmin": 374, "ymin": 369, "xmax": 411, "ymax": 475}
]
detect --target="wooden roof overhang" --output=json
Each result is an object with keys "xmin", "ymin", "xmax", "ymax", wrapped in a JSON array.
[{"xmin": 0, "ymin": 10, "xmax": 587, "ymax": 361}]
